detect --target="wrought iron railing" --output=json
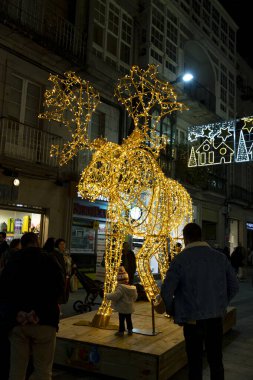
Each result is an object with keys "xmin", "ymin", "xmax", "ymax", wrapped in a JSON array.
[
  {"xmin": 0, "ymin": 117, "xmax": 62, "ymax": 167},
  {"xmin": 184, "ymin": 80, "xmax": 216, "ymax": 113},
  {"xmin": 229, "ymin": 185, "xmax": 253, "ymax": 204},
  {"xmin": 0, "ymin": 0, "xmax": 86, "ymax": 63}
]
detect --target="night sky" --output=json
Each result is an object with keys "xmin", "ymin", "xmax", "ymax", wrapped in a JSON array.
[{"xmin": 219, "ymin": 0, "xmax": 252, "ymax": 67}]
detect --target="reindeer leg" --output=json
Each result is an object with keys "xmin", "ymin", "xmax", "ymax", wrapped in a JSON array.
[
  {"xmin": 91, "ymin": 224, "xmax": 125, "ymax": 328},
  {"xmin": 154, "ymin": 237, "xmax": 169, "ymax": 282},
  {"xmin": 136, "ymin": 237, "xmax": 163, "ymax": 302}
]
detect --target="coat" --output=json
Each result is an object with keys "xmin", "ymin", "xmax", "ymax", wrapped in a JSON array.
[
  {"xmin": 106, "ymin": 284, "xmax": 137, "ymax": 314},
  {"xmin": 161, "ymin": 241, "xmax": 239, "ymax": 325},
  {"xmin": 0, "ymin": 247, "xmax": 65, "ymax": 329}
]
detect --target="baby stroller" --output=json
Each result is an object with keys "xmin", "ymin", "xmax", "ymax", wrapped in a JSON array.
[{"xmin": 73, "ymin": 267, "xmax": 104, "ymax": 313}]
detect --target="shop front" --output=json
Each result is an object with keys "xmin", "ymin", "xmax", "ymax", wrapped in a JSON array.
[
  {"xmin": 71, "ymin": 198, "xmax": 107, "ymax": 277},
  {"xmin": 0, "ymin": 204, "xmax": 45, "ymax": 243}
]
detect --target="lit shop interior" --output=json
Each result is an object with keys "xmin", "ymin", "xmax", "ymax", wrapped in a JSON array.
[{"xmin": 0, "ymin": 207, "xmax": 42, "ymax": 243}]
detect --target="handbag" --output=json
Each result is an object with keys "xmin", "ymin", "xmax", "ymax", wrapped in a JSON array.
[{"xmin": 70, "ymin": 274, "xmax": 79, "ymax": 292}]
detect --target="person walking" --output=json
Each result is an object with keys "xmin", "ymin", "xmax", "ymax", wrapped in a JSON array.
[
  {"xmin": 105, "ymin": 266, "xmax": 137, "ymax": 336},
  {"xmin": 231, "ymin": 243, "xmax": 246, "ymax": 279},
  {"xmin": 55, "ymin": 238, "xmax": 72, "ymax": 303},
  {"xmin": 0, "ymin": 232, "xmax": 65, "ymax": 380},
  {"xmin": 0, "ymin": 231, "xmax": 9, "ymax": 271},
  {"xmin": 121, "ymin": 242, "xmax": 136, "ymax": 285},
  {"xmin": 161, "ymin": 223, "xmax": 239, "ymax": 380}
]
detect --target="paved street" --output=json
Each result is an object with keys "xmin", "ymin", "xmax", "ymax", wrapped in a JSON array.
[{"xmin": 53, "ymin": 269, "xmax": 253, "ymax": 379}]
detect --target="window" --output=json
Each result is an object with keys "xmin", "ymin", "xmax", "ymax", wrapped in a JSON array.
[
  {"xmin": 93, "ymin": 24, "xmax": 104, "ymax": 47},
  {"xmin": 92, "ymin": 0, "xmax": 133, "ymax": 70},
  {"xmin": 8, "ymin": 73, "xmax": 41, "ymax": 128},
  {"xmin": 151, "ymin": 27, "xmax": 164, "ymax": 51},
  {"xmin": 203, "ymin": 0, "xmax": 211, "ymax": 12},
  {"xmin": 167, "ymin": 9, "xmax": 177, "ymax": 25},
  {"xmin": 90, "ymin": 111, "xmax": 105, "ymax": 140},
  {"xmin": 120, "ymin": 43, "xmax": 130, "ymax": 64},
  {"xmin": 166, "ymin": 40, "xmax": 177, "ymax": 62},
  {"xmin": 167, "ymin": 21, "xmax": 178, "ymax": 44},
  {"xmin": 166, "ymin": 61, "xmax": 176, "ymax": 73},
  {"xmin": 220, "ymin": 87, "xmax": 227, "ymax": 103},
  {"xmin": 107, "ymin": 33, "xmax": 117, "ymax": 56},
  {"xmin": 212, "ymin": 7, "xmax": 219, "ymax": 24},
  {"xmin": 152, "ymin": 7, "xmax": 164, "ymax": 32},
  {"xmin": 151, "ymin": 49, "xmax": 163, "ymax": 64}
]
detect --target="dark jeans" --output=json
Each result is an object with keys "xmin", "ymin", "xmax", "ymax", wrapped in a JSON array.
[
  {"xmin": 118, "ymin": 313, "xmax": 133, "ymax": 332},
  {"xmin": 183, "ymin": 317, "xmax": 224, "ymax": 380}
]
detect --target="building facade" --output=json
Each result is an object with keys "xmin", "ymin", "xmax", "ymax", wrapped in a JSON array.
[{"xmin": 0, "ymin": 0, "xmax": 253, "ymax": 272}]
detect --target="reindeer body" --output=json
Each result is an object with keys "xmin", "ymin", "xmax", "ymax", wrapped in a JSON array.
[{"xmin": 79, "ymin": 137, "xmax": 192, "ymax": 327}]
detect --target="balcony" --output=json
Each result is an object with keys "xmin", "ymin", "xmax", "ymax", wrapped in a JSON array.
[
  {"xmin": 183, "ymin": 80, "xmax": 216, "ymax": 114},
  {"xmin": 0, "ymin": 117, "xmax": 63, "ymax": 176},
  {"xmin": 0, "ymin": 0, "xmax": 86, "ymax": 64}
]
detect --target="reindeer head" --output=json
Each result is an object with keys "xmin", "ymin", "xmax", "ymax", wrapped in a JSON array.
[{"xmin": 78, "ymin": 141, "xmax": 122, "ymax": 202}]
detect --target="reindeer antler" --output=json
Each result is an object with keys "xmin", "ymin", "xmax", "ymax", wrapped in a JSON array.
[
  {"xmin": 39, "ymin": 72, "xmax": 100, "ymax": 165},
  {"xmin": 115, "ymin": 65, "xmax": 187, "ymax": 154}
]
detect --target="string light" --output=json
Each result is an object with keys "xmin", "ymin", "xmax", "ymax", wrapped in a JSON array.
[
  {"xmin": 40, "ymin": 66, "xmax": 192, "ymax": 328},
  {"xmin": 188, "ymin": 116, "xmax": 253, "ymax": 166},
  {"xmin": 38, "ymin": 71, "xmax": 100, "ymax": 165}
]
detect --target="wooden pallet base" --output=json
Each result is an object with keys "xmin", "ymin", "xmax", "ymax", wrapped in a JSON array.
[{"xmin": 54, "ymin": 303, "xmax": 236, "ymax": 380}]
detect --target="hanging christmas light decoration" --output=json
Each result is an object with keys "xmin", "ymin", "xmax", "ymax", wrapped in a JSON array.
[
  {"xmin": 188, "ymin": 116, "xmax": 253, "ymax": 166},
  {"xmin": 40, "ymin": 65, "xmax": 192, "ymax": 328}
]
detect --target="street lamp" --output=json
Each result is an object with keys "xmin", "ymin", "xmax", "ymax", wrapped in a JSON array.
[
  {"xmin": 170, "ymin": 72, "xmax": 194, "ymax": 85},
  {"xmin": 164, "ymin": 72, "xmax": 194, "ymax": 177}
]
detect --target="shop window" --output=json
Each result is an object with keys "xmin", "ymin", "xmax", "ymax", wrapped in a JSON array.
[{"xmin": 0, "ymin": 208, "xmax": 42, "ymax": 243}]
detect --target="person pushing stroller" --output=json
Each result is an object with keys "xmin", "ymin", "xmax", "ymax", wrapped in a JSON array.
[{"xmin": 105, "ymin": 266, "xmax": 137, "ymax": 336}]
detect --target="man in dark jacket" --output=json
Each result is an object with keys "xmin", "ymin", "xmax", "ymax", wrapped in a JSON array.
[
  {"xmin": 161, "ymin": 223, "xmax": 239, "ymax": 380},
  {"xmin": 0, "ymin": 232, "xmax": 65, "ymax": 380}
]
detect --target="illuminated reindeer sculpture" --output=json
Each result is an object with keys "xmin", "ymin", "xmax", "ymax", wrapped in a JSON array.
[{"xmin": 40, "ymin": 66, "xmax": 192, "ymax": 327}]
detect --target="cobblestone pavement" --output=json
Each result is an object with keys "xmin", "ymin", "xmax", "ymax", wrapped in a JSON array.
[{"xmin": 53, "ymin": 268, "xmax": 253, "ymax": 379}]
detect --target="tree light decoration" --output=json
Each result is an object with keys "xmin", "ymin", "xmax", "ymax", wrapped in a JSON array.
[{"xmin": 40, "ymin": 65, "xmax": 192, "ymax": 328}]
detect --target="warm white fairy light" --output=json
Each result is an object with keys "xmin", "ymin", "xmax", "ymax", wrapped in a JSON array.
[{"xmin": 40, "ymin": 66, "xmax": 192, "ymax": 328}]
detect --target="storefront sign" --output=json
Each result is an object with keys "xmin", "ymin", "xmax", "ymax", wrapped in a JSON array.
[{"xmin": 73, "ymin": 203, "xmax": 106, "ymax": 219}]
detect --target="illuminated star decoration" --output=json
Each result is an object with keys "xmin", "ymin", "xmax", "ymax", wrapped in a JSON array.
[
  {"xmin": 40, "ymin": 66, "xmax": 192, "ymax": 328},
  {"xmin": 242, "ymin": 116, "xmax": 253, "ymax": 133},
  {"xmin": 217, "ymin": 127, "xmax": 233, "ymax": 141},
  {"xmin": 202, "ymin": 127, "xmax": 212, "ymax": 138},
  {"xmin": 188, "ymin": 132, "xmax": 198, "ymax": 142}
]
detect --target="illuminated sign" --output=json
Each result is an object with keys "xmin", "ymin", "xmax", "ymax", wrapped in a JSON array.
[
  {"xmin": 246, "ymin": 222, "xmax": 253, "ymax": 230},
  {"xmin": 188, "ymin": 116, "xmax": 253, "ymax": 167}
]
